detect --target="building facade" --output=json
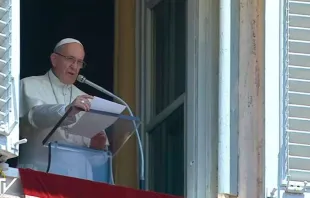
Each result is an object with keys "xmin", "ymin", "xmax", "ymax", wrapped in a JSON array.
[
  {"xmin": 114, "ymin": 0, "xmax": 266, "ymax": 198},
  {"xmin": 0, "ymin": 0, "xmax": 268, "ymax": 197}
]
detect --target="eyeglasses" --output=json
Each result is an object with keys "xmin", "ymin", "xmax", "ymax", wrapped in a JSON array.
[{"xmin": 54, "ymin": 52, "xmax": 87, "ymax": 69}]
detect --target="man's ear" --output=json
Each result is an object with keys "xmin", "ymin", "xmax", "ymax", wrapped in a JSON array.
[{"xmin": 50, "ymin": 53, "xmax": 57, "ymax": 68}]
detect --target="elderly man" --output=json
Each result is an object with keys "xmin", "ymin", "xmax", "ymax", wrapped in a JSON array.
[{"xmin": 18, "ymin": 38, "xmax": 107, "ymax": 179}]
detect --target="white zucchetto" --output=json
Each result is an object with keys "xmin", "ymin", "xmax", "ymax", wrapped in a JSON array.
[{"xmin": 54, "ymin": 38, "xmax": 83, "ymax": 51}]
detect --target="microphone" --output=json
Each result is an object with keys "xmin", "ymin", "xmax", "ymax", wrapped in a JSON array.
[{"xmin": 77, "ymin": 75, "xmax": 145, "ymax": 189}]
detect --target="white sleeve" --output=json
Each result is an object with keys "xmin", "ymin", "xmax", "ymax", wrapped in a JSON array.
[
  {"xmin": 26, "ymin": 104, "xmax": 77, "ymax": 129},
  {"xmin": 20, "ymin": 79, "xmax": 76, "ymax": 130},
  {"xmin": 23, "ymin": 103, "xmax": 89, "ymax": 147},
  {"xmin": 64, "ymin": 133, "xmax": 91, "ymax": 147},
  {"xmin": 83, "ymin": 137, "xmax": 91, "ymax": 147},
  {"xmin": 20, "ymin": 78, "xmax": 89, "ymax": 147}
]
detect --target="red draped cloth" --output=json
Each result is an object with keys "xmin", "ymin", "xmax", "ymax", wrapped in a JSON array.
[{"xmin": 19, "ymin": 168, "xmax": 183, "ymax": 198}]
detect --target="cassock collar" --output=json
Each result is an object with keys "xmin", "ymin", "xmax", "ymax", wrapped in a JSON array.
[{"xmin": 45, "ymin": 69, "xmax": 71, "ymax": 88}]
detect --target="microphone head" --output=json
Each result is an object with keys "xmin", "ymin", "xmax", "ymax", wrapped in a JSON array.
[{"xmin": 77, "ymin": 75, "xmax": 86, "ymax": 83}]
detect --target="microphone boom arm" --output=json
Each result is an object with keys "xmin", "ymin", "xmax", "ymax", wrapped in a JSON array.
[{"xmin": 77, "ymin": 75, "xmax": 145, "ymax": 189}]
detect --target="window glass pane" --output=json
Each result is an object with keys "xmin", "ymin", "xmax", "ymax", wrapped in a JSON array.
[
  {"xmin": 152, "ymin": 0, "xmax": 186, "ymax": 115},
  {"xmin": 149, "ymin": 104, "xmax": 184, "ymax": 196}
]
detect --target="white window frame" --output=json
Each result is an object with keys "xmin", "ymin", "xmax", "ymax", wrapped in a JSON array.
[
  {"xmin": 186, "ymin": 0, "xmax": 219, "ymax": 197},
  {"xmin": 265, "ymin": 0, "xmax": 284, "ymax": 197},
  {"xmin": 136, "ymin": 0, "xmax": 219, "ymax": 197},
  {"xmin": 138, "ymin": 0, "xmax": 186, "ymax": 191}
]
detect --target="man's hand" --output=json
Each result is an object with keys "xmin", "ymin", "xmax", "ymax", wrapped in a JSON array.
[
  {"xmin": 66, "ymin": 94, "xmax": 93, "ymax": 116},
  {"xmin": 90, "ymin": 132, "xmax": 108, "ymax": 150}
]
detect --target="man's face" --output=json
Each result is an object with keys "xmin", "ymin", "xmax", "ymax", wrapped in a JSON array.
[{"xmin": 50, "ymin": 43, "xmax": 85, "ymax": 84}]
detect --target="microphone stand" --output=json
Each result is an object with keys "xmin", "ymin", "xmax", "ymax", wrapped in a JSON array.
[{"xmin": 77, "ymin": 75, "xmax": 145, "ymax": 190}]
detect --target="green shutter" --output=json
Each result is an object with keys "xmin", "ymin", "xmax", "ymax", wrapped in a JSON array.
[
  {"xmin": 284, "ymin": 0, "xmax": 310, "ymax": 182},
  {"xmin": 0, "ymin": 0, "xmax": 20, "ymax": 158}
]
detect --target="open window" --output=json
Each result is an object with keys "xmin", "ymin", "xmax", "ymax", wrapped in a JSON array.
[{"xmin": 140, "ymin": 0, "xmax": 186, "ymax": 196}]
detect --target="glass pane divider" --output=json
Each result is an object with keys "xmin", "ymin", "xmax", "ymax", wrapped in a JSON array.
[{"xmin": 146, "ymin": 93, "xmax": 185, "ymax": 133}]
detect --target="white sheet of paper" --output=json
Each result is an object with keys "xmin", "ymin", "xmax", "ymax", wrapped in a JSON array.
[
  {"xmin": 90, "ymin": 96, "xmax": 126, "ymax": 113},
  {"xmin": 68, "ymin": 97, "xmax": 126, "ymax": 138}
]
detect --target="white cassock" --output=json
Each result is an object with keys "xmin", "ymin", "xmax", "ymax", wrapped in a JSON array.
[{"xmin": 18, "ymin": 69, "xmax": 93, "ymax": 180}]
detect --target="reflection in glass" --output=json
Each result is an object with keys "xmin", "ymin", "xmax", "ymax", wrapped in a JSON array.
[
  {"xmin": 152, "ymin": 0, "xmax": 186, "ymax": 115},
  {"xmin": 149, "ymin": 104, "xmax": 184, "ymax": 196}
]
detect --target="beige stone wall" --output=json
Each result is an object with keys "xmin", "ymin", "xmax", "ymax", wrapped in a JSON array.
[
  {"xmin": 238, "ymin": 0, "xmax": 265, "ymax": 198},
  {"xmin": 219, "ymin": 0, "xmax": 265, "ymax": 197},
  {"xmin": 113, "ymin": 0, "xmax": 138, "ymax": 189}
]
